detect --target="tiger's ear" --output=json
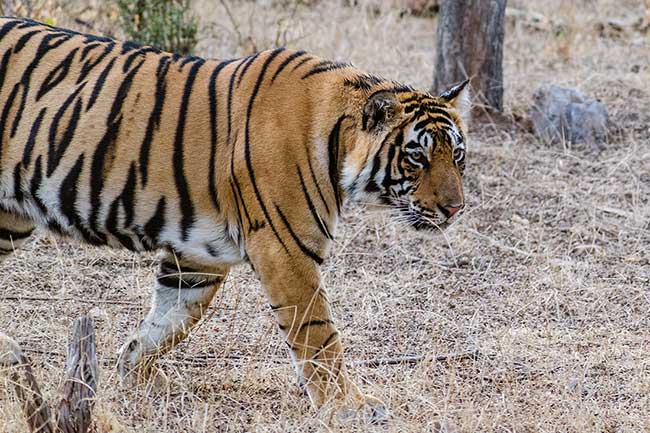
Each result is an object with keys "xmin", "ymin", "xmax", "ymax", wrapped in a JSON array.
[
  {"xmin": 362, "ymin": 91, "xmax": 399, "ymax": 132},
  {"xmin": 439, "ymin": 79, "xmax": 471, "ymax": 122}
]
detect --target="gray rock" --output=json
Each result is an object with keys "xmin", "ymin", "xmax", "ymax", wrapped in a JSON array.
[{"xmin": 529, "ymin": 84, "xmax": 609, "ymax": 145}]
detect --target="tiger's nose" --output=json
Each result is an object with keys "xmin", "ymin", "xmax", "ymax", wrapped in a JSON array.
[{"xmin": 439, "ymin": 203, "xmax": 464, "ymax": 218}]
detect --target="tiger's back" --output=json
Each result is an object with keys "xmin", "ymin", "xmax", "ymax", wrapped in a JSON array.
[{"xmin": 0, "ymin": 17, "xmax": 329, "ymax": 266}]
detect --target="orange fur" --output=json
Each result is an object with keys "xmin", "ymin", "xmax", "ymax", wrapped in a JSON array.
[{"xmin": 0, "ymin": 17, "xmax": 469, "ymax": 419}]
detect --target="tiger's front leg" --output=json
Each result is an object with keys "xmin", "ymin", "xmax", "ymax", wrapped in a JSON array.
[
  {"xmin": 247, "ymin": 240, "xmax": 387, "ymax": 422},
  {"xmin": 117, "ymin": 251, "xmax": 229, "ymax": 383}
]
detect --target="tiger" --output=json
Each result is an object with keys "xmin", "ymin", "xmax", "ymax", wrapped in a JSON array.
[{"xmin": 0, "ymin": 17, "xmax": 469, "ymax": 422}]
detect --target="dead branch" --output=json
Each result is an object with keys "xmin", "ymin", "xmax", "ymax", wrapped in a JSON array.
[
  {"xmin": 353, "ymin": 349, "xmax": 491, "ymax": 368},
  {"xmin": 0, "ymin": 316, "xmax": 99, "ymax": 433},
  {"xmin": 0, "ymin": 295, "xmax": 141, "ymax": 306},
  {"xmin": 0, "ymin": 333, "xmax": 54, "ymax": 433},
  {"xmin": 56, "ymin": 317, "xmax": 98, "ymax": 433}
]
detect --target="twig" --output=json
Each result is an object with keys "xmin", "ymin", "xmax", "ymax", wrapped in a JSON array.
[
  {"xmin": 218, "ymin": 0, "xmax": 244, "ymax": 49},
  {"xmin": 0, "ymin": 333, "xmax": 54, "ymax": 433},
  {"xmin": 0, "ymin": 296, "xmax": 141, "ymax": 306},
  {"xmin": 466, "ymin": 228, "xmax": 535, "ymax": 258},
  {"xmin": 353, "ymin": 350, "xmax": 491, "ymax": 368}
]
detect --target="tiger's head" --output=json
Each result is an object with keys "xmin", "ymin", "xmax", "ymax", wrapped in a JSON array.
[{"xmin": 343, "ymin": 80, "xmax": 470, "ymax": 231}]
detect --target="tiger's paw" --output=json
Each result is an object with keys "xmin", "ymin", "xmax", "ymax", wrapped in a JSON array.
[
  {"xmin": 335, "ymin": 393, "xmax": 389, "ymax": 425},
  {"xmin": 116, "ymin": 338, "xmax": 168, "ymax": 391}
]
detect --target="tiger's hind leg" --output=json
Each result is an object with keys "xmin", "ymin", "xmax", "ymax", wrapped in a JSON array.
[
  {"xmin": 0, "ymin": 210, "xmax": 35, "ymax": 261},
  {"xmin": 117, "ymin": 250, "xmax": 229, "ymax": 384}
]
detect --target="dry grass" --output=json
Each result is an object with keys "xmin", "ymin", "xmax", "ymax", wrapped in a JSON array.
[{"xmin": 1, "ymin": 0, "xmax": 649, "ymax": 431}]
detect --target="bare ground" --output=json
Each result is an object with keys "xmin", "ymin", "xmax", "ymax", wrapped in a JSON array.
[{"xmin": 1, "ymin": 1, "xmax": 649, "ymax": 432}]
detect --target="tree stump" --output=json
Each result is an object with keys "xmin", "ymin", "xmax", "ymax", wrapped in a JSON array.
[
  {"xmin": 0, "ymin": 316, "xmax": 99, "ymax": 433},
  {"xmin": 433, "ymin": 0, "xmax": 507, "ymax": 113}
]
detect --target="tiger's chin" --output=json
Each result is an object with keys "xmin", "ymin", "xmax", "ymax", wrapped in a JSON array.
[
  {"xmin": 395, "ymin": 208, "xmax": 450, "ymax": 232},
  {"xmin": 411, "ymin": 217, "xmax": 450, "ymax": 232}
]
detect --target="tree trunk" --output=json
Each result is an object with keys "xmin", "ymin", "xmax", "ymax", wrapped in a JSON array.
[{"xmin": 433, "ymin": 0, "xmax": 507, "ymax": 112}]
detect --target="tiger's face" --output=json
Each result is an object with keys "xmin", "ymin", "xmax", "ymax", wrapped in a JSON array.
[{"xmin": 344, "ymin": 80, "xmax": 470, "ymax": 231}]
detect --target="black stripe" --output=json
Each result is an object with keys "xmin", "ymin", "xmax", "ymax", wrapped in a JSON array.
[
  {"xmin": 139, "ymin": 55, "xmax": 171, "ymax": 186},
  {"xmin": 174, "ymin": 58, "xmax": 205, "ymax": 241},
  {"xmin": 228, "ymin": 181, "xmax": 245, "ymax": 231},
  {"xmin": 0, "ymin": 49, "xmax": 12, "ymax": 90},
  {"xmin": 160, "ymin": 260, "xmax": 198, "ymax": 275},
  {"xmin": 327, "ymin": 115, "xmax": 347, "ymax": 214},
  {"xmin": 178, "ymin": 55, "xmax": 201, "ymax": 69},
  {"xmin": 275, "ymin": 204, "xmax": 323, "ymax": 265},
  {"xmin": 11, "ymin": 33, "xmax": 72, "ymax": 138},
  {"xmin": 291, "ymin": 56, "xmax": 313, "ymax": 72},
  {"xmin": 312, "ymin": 331, "xmax": 339, "ymax": 359},
  {"xmin": 13, "ymin": 29, "xmax": 40, "ymax": 53},
  {"xmin": 0, "ymin": 227, "xmax": 33, "ymax": 241},
  {"xmin": 156, "ymin": 276, "xmax": 216, "ymax": 289},
  {"xmin": 414, "ymin": 116, "xmax": 451, "ymax": 130},
  {"xmin": 89, "ymin": 58, "xmax": 144, "ymax": 233},
  {"xmin": 36, "ymin": 47, "xmax": 79, "ymax": 101},
  {"xmin": 122, "ymin": 46, "xmax": 158, "ymax": 73},
  {"xmin": 271, "ymin": 50, "xmax": 306, "ymax": 82},
  {"xmin": 59, "ymin": 153, "xmax": 85, "ymax": 227},
  {"xmin": 401, "ymin": 95, "xmax": 431, "ymax": 105},
  {"xmin": 237, "ymin": 52, "xmax": 261, "ymax": 87},
  {"xmin": 22, "ymin": 107, "xmax": 46, "ymax": 167},
  {"xmin": 230, "ymin": 143, "xmax": 255, "ymax": 232},
  {"xmin": 365, "ymin": 133, "xmax": 394, "ymax": 192},
  {"xmin": 89, "ymin": 115, "xmax": 121, "ymax": 236},
  {"xmin": 297, "ymin": 319, "xmax": 333, "ymax": 334},
  {"xmin": 208, "ymin": 59, "xmax": 236, "ymax": 210},
  {"xmin": 120, "ymin": 40, "xmax": 139, "ymax": 54},
  {"xmin": 105, "ymin": 162, "xmax": 137, "ymax": 246},
  {"xmin": 343, "ymin": 73, "xmax": 385, "ymax": 91},
  {"xmin": 243, "ymin": 48, "xmax": 289, "ymax": 252},
  {"xmin": 80, "ymin": 42, "xmax": 101, "ymax": 61},
  {"xmin": 156, "ymin": 267, "xmax": 219, "ymax": 289},
  {"xmin": 121, "ymin": 162, "xmax": 137, "ymax": 227},
  {"xmin": 77, "ymin": 42, "xmax": 114, "ymax": 84},
  {"xmin": 29, "ymin": 155, "xmax": 47, "ymax": 214},
  {"xmin": 46, "ymin": 82, "xmax": 86, "ymax": 176},
  {"xmin": 0, "ymin": 20, "xmax": 22, "ymax": 41},
  {"xmin": 0, "ymin": 84, "xmax": 20, "ymax": 162},
  {"xmin": 381, "ymin": 132, "xmax": 401, "ymax": 191},
  {"xmin": 58, "ymin": 152, "xmax": 105, "ymax": 245},
  {"xmin": 16, "ymin": 20, "xmax": 42, "ymax": 30},
  {"xmin": 143, "ymin": 196, "xmax": 166, "ymax": 247},
  {"xmin": 12, "ymin": 162, "xmax": 23, "ymax": 201},
  {"xmin": 305, "ymin": 152, "xmax": 331, "ymax": 216},
  {"xmin": 86, "ymin": 56, "xmax": 116, "ymax": 112},
  {"xmin": 106, "ymin": 59, "xmax": 145, "ymax": 125},
  {"xmin": 226, "ymin": 60, "xmax": 245, "ymax": 144},
  {"xmin": 297, "ymin": 165, "xmax": 332, "ymax": 240},
  {"xmin": 302, "ymin": 61, "xmax": 350, "ymax": 79}
]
